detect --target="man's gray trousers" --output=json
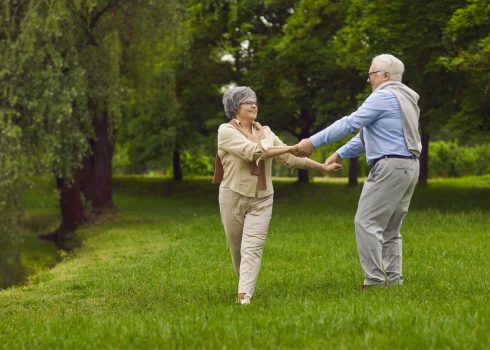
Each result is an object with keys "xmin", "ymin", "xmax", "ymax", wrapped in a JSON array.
[{"xmin": 355, "ymin": 157, "xmax": 419, "ymax": 285}]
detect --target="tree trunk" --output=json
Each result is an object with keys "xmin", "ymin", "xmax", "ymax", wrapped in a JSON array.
[
  {"xmin": 80, "ymin": 143, "xmax": 95, "ymax": 204},
  {"xmin": 81, "ymin": 109, "xmax": 115, "ymax": 211},
  {"xmin": 297, "ymin": 124, "xmax": 312, "ymax": 183},
  {"xmin": 348, "ymin": 157, "xmax": 359, "ymax": 187},
  {"xmin": 297, "ymin": 169, "xmax": 309, "ymax": 183},
  {"xmin": 57, "ymin": 168, "xmax": 85, "ymax": 233},
  {"xmin": 173, "ymin": 148, "xmax": 183, "ymax": 181},
  {"xmin": 419, "ymin": 118, "xmax": 429, "ymax": 186}
]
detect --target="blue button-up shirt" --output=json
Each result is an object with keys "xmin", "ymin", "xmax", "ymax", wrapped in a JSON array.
[{"xmin": 310, "ymin": 90, "xmax": 411, "ymax": 165}]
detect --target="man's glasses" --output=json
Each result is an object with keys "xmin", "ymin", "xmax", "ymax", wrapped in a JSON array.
[
  {"xmin": 367, "ymin": 70, "xmax": 383, "ymax": 81},
  {"xmin": 240, "ymin": 101, "xmax": 258, "ymax": 107}
]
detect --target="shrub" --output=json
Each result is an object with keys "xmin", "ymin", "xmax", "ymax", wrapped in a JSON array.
[{"xmin": 429, "ymin": 141, "xmax": 490, "ymax": 178}]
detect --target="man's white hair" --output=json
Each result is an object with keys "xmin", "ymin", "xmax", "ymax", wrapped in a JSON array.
[{"xmin": 372, "ymin": 54, "xmax": 404, "ymax": 82}]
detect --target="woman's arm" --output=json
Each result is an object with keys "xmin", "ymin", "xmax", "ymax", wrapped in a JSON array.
[
  {"xmin": 264, "ymin": 145, "xmax": 298, "ymax": 158},
  {"xmin": 218, "ymin": 124, "xmax": 298, "ymax": 161}
]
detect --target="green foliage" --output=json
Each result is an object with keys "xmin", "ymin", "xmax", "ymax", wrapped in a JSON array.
[
  {"xmin": 118, "ymin": 0, "xmax": 194, "ymax": 173},
  {"xmin": 245, "ymin": 0, "xmax": 364, "ymax": 140},
  {"xmin": 438, "ymin": 0, "xmax": 490, "ymax": 137},
  {"xmin": 334, "ymin": 0, "xmax": 469, "ymax": 138},
  {"xmin": 0, "ymin": 0, "xmax": 90, "ymax": 241},
  {"xmin": 429, "ymin": 141, "xmax": 490, "ymax": 178},
  {"xmin": 2, "ymin": 0, "xmax": 490, "ymax": 241},
  {"xmin": 180, "ymin": 152, "xmax": 214, "ymax": 176},
  {"xmin": 1, "ymin": 0, "xmax": 190, "ymax": 239},
  {"xmin": 0, "ymin": 120, "xmax": 28, "ymax": 243}
]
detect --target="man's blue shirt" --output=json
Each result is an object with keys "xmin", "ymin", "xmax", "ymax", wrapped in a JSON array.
[{"xmin": 310, "ymin": 90, "xmax": 412, "ymax": 165}]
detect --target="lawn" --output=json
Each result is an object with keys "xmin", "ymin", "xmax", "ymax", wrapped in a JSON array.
[{"xmin": 1, "ymin": 175, "xmax": 489, "ymax": 349}]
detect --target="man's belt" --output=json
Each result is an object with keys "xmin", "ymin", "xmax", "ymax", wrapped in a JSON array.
[{"xmin": 372, "ymin": 154, "xmax": 415, "ymax": 168}]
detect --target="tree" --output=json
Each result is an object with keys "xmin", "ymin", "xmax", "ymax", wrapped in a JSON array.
[
  {"xmin": 334, "ymin": 0, "xmax": 468, "ymax": 185},
  {"xmin": 438, "ymin": 0, "xmax": 490, "ymax": 142},
  {"xmin": 0, "ymin": 0, "xmax": 187, "ymax": 243},
  {"xmin": 118, "ymin": 0, "xmax": 228, "ymax": 181},
  {"xmin": 247, "ymin": 0, "xmax": 365, "ymax": 182},
  {"xmin": 0, "ymin": 0, "xmax": 92, "ymax": 241}
]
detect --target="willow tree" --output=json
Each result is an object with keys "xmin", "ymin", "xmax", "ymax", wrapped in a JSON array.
[
  {"xmin": 0, "ymin": 0, "xmax": 186, "ymax": 243},
  {"xmin": 0, "ymin": 0, "xmax": 92, "ymax": 242},
  {"xmin": 52, "ymin": 0, "xmax": 186, "ymax": 235}
]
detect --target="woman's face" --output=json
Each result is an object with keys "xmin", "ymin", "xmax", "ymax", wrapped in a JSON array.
[{"xmin": 236, "ymin": 98, "xmax": 258, "ymax": 122}]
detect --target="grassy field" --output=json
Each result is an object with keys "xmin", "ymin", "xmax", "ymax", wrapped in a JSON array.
[{"xmin": 1, "ymin": 175, "xmax": 489, "ymax": 349}]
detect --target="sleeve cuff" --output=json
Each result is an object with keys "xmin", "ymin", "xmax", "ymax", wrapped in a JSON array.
[
  {"xmin": 259, "ymin": 139, "xmax": 270, "ymax": 152},
  {"xmin": 296, "ymin": 157, "xmax": 308, "ymax": 169},
  {"xmin": 309, "ymin": 134, "xmax": 322, "ymax": 148},
  {"xmin": 255, "ymin": 142, "xmax": 267, "ymax": 165},
  {"xmin": 336, "ymin": 147, "xmax": 347, "ymax": 160}
]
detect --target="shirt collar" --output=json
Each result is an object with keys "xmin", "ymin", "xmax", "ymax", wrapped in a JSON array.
[{"xmin": 234, "ymin": 119, "xmax": 257, "ymax": 134}]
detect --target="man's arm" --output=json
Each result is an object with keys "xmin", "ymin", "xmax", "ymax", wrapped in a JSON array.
[
  {"xmin": 303, "ymin": 158, "xmax": 343, "ymax": 173},
  {"xmin": 325, "ymin": 133, "xmax": 365, "ymax": 165},
  {"xmin": 324, "ymin": 152, "xmax": 342, "ymax": 166},
  {"xmin": 295, "ymin": 92, "xmax": 386, "ymax": 156}
]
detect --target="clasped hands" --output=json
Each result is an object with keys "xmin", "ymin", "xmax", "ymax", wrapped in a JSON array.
[
  {"xmin": 290, "ymin": 138, "xmax": 315, "ymax": 157},
  {"xmin": 290, "ymin": 138, "xmax": 343, "ymax": 173}
]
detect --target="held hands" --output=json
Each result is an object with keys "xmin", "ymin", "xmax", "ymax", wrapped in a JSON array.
[
  {"xmin": 288, "ymin": 138, "xmax": 316, "ymax": 157},
  {"xmin": 288, "ymin": 145, "xmax": 343, "ymax": 173},
  {"xmin": 322, "ymin": 152, "xmax": 343, "ymax": 173},
  {"xmin": 290, "ymin": 144, "xmax": 301, "ymax": 157},
  {"xmin": 294, "ymin": 138, "xmax": 314, "ymax": 157},
  {"xmin": 322, "ymin": 162, "xmax": 343, "ymax": 173}
]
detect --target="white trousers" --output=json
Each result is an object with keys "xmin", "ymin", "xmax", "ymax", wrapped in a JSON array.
[
  {"xmin": 219, "ymin": 186, "xmax": 273, "ymax": 297},
  {"xmin": 355, "ymin": 157, "xmax": 419, "ymax": 285}
]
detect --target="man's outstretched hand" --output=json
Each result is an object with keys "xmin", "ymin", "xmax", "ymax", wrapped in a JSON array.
[{"xmin": 324, "ymin": 152, "xmax": 342, "ymax": 166}]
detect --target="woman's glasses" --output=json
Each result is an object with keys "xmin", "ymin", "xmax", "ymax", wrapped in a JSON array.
[{"xmin": 240, "ymin": 101, "xmax": 258, "ymax": 107}]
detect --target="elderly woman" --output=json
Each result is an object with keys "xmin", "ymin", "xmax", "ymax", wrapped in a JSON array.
[{"xmin": 213, "ymin": 86, "xmax": 342, "ymax": 305}]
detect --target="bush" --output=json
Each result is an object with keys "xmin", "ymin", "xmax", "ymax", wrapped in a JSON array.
[
  {"xmin": 429, "ymin": 141, "xmax": 490, "ymax": 178},
  {"xmin": 180, "ymin": 151, "xmax": 214, "ymax": 176}
]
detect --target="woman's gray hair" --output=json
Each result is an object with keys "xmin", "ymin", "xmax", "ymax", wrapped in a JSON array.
[
  {"xmin": 372, "ymin": 54, "xmax": 404, "ymax": 82},
  {"xmin": 222, "ymin": 86, "xmax": 257, "ymax": 119}
]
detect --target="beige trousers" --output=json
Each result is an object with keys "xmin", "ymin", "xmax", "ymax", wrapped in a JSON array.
[{"xmin": 219, "ymin": 186, "xmax": 273, "ymax": 297}]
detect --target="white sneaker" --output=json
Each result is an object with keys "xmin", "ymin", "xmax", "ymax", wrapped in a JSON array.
[{"xmin": 237, "ymin": 294, "xmax": 251, "ymax": 305}]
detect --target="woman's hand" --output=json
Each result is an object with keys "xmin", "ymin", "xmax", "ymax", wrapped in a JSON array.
[{"xmin": 289, "ymin": 144, "xmax": 303, "ymax": 157}]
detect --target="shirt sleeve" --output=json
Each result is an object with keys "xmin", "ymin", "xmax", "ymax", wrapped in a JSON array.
[
  {"xmin": 269, "ymin": 130, "xmax": 307, "ymax": 169},
  {"xmin": 310, "ymin": 91, "xmax": 387, "ymax": 148},
  {"xmin": 218, "ymin": 124, "xmax": 264, "ymax": 162},
  {"xmin": 337, "ymin": 133, "xmax": 365, "ymax": 159}
]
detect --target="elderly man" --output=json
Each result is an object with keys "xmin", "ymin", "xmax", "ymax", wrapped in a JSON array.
[{"xmin": 297, "ymin": 54, "xmax": 421, "ymax": 289}]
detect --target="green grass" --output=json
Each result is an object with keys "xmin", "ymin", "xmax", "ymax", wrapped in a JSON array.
[{"xmin": 1, "ymin": 175, "xmax": 490, "ymax": 349}]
